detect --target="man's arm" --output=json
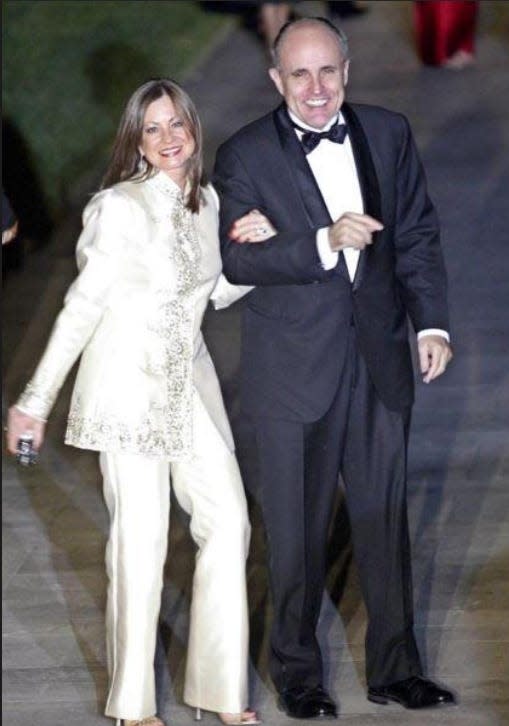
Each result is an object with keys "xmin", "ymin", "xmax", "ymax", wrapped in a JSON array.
[
  {"xmin": 393, "ymin": 115, "xmax": 449, "ymax": 333},
  {"xmin": 392, "ymin": 115, "xmax": 452, "ymax": 380},
  {"xmin": 213, "ymin": 142, "xmax": 333, "ymax": 286}
]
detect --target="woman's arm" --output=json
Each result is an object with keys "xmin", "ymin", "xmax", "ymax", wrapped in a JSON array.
[{"xmin": 6, "ymin": 188, "xmax": 133, "ymax": 452}]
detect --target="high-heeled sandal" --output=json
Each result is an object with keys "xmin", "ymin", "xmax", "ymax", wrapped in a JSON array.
[
  {"xmin": 195, "ymin": 707, "xmax": 261, "ymax": 725},
  {"xmin": 115, "ymin": 717, "xmax": 165, "ymax": 726}
]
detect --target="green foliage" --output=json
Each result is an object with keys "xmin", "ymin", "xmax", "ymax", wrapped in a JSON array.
[{"xmin": 2, "ymin": 0, "xmax": 227, "ymax": 215}]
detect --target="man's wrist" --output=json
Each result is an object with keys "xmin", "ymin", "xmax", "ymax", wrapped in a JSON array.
[{"xmin": 417, "ymin": 329, "xmax": 450, "ymax": 343}]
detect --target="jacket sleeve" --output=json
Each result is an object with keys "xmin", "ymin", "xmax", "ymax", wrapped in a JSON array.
[
  {"xmin": 393, "ymin": 115, "xmax": 449, "ymax": 332},
  {"xmin": 16, "ymin": 189, "xmax": 132, "ymax": 420},
  {"xmin": 213, "ymin": 142, "xmax": 332, "ymax": 286}
]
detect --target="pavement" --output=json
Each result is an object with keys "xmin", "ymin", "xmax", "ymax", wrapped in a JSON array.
[{"xmin": 2, "ymin": 2, "xmax": 509, "ymax": 725}]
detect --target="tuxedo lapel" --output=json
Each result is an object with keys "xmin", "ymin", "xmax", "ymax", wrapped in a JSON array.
[
  {"xmin": 273, "ymin": 104, "xmax": 349, "ymax": 279},
  {"xmin": 341, "ymin": 103, "xmax": 383, "ymax": 290},
  {"xmin": 273, "ymin": 104, "xmax": 332, "ymax": 228}
]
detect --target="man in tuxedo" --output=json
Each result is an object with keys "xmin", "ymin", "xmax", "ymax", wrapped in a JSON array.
[{"xmin": 213, "ymin": 17, "xmax": 455, "ymax": 718}]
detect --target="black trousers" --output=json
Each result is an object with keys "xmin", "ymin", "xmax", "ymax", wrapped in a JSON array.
[{"xmin": 252, "ymin": 331, "xmax": 422, "ymax": 692}]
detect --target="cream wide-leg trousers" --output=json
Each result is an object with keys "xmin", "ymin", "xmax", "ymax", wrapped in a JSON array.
[{"xmin": 100, "ymin": 397, "xmax": 251, "ymax": 721}]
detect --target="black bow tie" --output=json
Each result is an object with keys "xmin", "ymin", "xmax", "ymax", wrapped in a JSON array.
[{"xmin": 293, "ymin": 120, "xmax": 348, "ymax": 154}]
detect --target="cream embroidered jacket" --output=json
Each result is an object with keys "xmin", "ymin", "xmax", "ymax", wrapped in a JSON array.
[{"xmin": 16, "ymin": 173, "xmax": 237, "ymax": 459}]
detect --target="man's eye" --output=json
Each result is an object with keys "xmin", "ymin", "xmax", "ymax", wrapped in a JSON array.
[{"xmin": 292, "ymin": 70, "xmax": 306, "ymax": 78}]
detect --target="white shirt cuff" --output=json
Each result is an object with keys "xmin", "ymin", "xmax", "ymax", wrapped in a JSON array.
[
  {"xmin": 417, "ymin": 329, "xmax": 450, "ymax": 343},
  {"xmin": 316, "ymin": 227, "xmax": 338, "ymax": 270},
  {"xmin": 210, "ymin": 274, "xmax": 254, "ymax": 310}
]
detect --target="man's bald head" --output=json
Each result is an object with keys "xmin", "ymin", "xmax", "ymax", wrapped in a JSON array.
[
  {"xmin": 268, "ymin": 16, "xmax": 350, "ymax": 129},
  {"xmin": 272, "ymin": 17, "xmax": 350, "ymax": 70}
]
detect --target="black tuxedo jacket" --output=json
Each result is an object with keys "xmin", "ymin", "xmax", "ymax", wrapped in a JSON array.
[{"xmin": 213, "ymin": 103, "xmax": 449, "ymax": 420}]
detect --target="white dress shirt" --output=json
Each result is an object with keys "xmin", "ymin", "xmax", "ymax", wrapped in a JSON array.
[{"xmin": 289, "ymin": 110, "xmax": 449, "ymax": 342}]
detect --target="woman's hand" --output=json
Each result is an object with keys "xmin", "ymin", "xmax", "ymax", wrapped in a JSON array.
[
  {"xmin": 2, "ymin": 220, "xmax": 18, "ymax": 245},
  {"xmin": 228, "ymin": 209, "xmax": 276, "ymax": 244},
  {"xmin": 5, "ymin": 406, "xmax": 45, "ymax": 455}
]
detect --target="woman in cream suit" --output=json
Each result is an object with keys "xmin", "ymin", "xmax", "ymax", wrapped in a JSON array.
[{"xmin": 6, "ymin": 79, "xmax": 270, "ymax": 726}]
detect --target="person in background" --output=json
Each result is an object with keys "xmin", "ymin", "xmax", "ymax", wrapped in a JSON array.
[
  {"xmin": 6, "ymin": 78, "xmax": 269, "ymax": 726},
  {"xmin": 214, "ymin": 17, "xmax": 455, "ymax": 719},
  {"xmin": 328, "ymin": 1, "xmax": 368, "ymax": 20},
  {"xmin": 414, "ymin": 0, "xmax": 479, "ymax": 69},
  {"xmin": 257, "ymin": 1, "xmax": 295, "ymax": 48},
  {"xmin": 2, "ymin": 188, "xmax": 18, "ymax": 244}
]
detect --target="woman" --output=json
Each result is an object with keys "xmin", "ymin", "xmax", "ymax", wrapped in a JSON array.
[{"xmin": 6, "ymin": 79, "xmax": 271, "ymax": 726}]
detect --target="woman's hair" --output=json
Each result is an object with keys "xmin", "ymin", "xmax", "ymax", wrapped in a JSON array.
[{"xmin": 101, "ymin": 78, "xmax": 204, "ymax": 213}]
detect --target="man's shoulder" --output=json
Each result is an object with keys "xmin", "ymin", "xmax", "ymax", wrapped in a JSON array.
[
  {"xmin": 218, "ymin": 110, "xmax": 277, "ymax": 152},
  {"xmin": 347, "ymin": 102, "xmax": 408, "ymax": 127},
  {"xmin": 345, "ymin": 103, "xmax": 412, "ymax": 150}
]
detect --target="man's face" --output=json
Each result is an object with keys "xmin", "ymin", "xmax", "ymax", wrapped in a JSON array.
[{"xmin": 269, "ymin": 24, "xmax": 349, "ymax": 130}]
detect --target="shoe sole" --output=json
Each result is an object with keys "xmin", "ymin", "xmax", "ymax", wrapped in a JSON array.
[
  {"xmin": 277, "ymin": 702, "xmax": 337, "ymax": 720},
  {"xmin": 367, "ymin": 694, "xmax": 456, "ymax": 709}
]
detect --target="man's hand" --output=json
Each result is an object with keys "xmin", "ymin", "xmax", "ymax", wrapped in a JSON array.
[
  {"xmin": 328, "ymin": 212, "xmax": 383, "ymax": 252},
  {"xmin": 5, "ymin": 406, "xmax": 45, "ymax": 455},
  {"xmin": 418, "ymin": 335, "xmax": 453, "ymax": 384},
  {"xmin": 229, "ymin": 209, "xmax": 276, "ymax": 244}
]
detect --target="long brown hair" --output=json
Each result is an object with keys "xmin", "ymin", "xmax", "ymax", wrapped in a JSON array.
[{"xmin": 101, "ymin": 79, "xmax": 204, "ymax": 213}]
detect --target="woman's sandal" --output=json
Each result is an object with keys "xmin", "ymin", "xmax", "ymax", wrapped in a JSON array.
[
  {"xmin": 218, "ymin": 714, "xmax": 260, "ymax": 726},
  {"xmin": 118, "ymin": 718, "xmax": 165, "ymax": 726},
  {"xmin": 195, "ymin": 708, "xmax": 261, "ymax": 725}
]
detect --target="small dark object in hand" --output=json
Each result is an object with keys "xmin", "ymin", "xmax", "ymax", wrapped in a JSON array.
[{"xmin": 16, "ymin": 433, "xmax": 38, "ymax": 466}]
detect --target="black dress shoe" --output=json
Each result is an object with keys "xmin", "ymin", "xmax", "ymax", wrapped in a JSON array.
[
  {"xmin": 278, "ymin": 685, "xmax": 338, "ymax": 719},
  {"xmin": 368, "ymin": 676, "xmax": 456, "ymax": 709}
]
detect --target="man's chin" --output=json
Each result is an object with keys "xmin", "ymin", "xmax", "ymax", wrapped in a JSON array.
[{"xmin": 301, "ymin": 108, "xmax": 336, "ymax": 129}]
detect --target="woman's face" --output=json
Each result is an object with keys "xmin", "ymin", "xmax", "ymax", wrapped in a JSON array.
[{"xmin": 139, "ymin": 94, "xmax": 195, "ymax": 187}]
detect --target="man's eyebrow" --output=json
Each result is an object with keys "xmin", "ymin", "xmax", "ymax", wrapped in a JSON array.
[{"xmin": 289, "ymin": 63, "xmax": 340, "ymax": 73}]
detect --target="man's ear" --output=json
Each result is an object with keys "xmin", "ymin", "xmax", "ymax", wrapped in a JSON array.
[
  {"xmin": 343, "ymin": 60, "xmax": 350, "ymax": 86},
  {"xmin": 269, "ymin": 67, "xmax": 284, "ymax": 96}
]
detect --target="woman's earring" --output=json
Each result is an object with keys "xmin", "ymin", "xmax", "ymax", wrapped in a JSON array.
[{"xmin": 138, "ymin": 153, "xmax": 148, "ymax": 173}]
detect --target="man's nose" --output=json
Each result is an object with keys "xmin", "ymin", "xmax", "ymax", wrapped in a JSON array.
[{"xmin": 309, "ymin": 75, "xmax": 323, "ymax": 95}]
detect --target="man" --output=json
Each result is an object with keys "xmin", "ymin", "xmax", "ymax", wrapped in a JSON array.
[{"xmin": 213, "ymin": 17, "xmax": 455, "ymax": 718}]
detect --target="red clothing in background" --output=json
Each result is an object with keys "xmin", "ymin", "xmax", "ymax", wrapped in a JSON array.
[{"xmin": 414, "ymin": 1, "xmax": 478, "ymax": 66}]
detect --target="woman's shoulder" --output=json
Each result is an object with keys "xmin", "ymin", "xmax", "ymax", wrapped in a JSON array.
[{"xmin": 82, "ymin": 180, "xmax": 147, "ymax": 224}]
